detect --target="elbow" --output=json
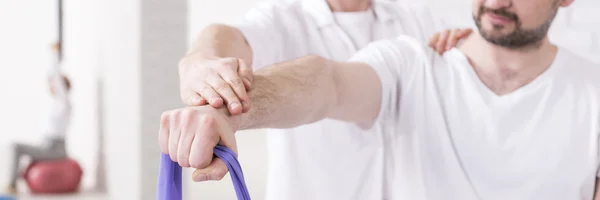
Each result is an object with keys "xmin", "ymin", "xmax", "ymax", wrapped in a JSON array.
[{"xmin": 300, "ymin": 55, "xmax": 339, "ymax": 122}]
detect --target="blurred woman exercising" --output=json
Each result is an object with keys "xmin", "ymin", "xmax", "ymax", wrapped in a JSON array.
[{"xmin": 6, "ymin": 43, "xmax": 71, "ymax": 194}]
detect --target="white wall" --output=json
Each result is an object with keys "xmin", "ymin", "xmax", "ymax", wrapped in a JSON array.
[
  {"xmin": 95, "ymin": 0, "xmax": 142, "ymax": 198},
  {"xmin": 0, "ymin": 0, "xmax": 100, "ymax": 190}
]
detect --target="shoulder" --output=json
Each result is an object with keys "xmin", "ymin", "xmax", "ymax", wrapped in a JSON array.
[
  {"xmin": 556, "ymin": 47, "xmax": 600, "ymax": 90},
  {"xmin": 349, "ymin": 36, "xmax": 437, "ymax": 89},
  {"xmin": 560, "ymin": 48, "xmax": 600, "ymax": 76}
]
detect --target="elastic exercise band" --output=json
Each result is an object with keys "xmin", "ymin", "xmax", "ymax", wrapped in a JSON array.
[{"xmin": 157, "ymin": 144, "xmax": 251, "ymax": 200}]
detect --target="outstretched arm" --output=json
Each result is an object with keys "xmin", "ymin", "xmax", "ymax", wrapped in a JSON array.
[
  {"xmin": 159, "ymin": 55, "xmax": 383, "ymax": 180},
  {"xmin": 237, "ymin": 55, "xmax": 382, "ymax": 130},
  {"xmin": 160, "ymin": 36, "xmax": 419, "ymax": 182}
]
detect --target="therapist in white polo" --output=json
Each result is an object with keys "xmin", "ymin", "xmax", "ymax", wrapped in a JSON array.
[{"xmin": 176, "ymin": 0, "xmax": 470, "ymax": 199}]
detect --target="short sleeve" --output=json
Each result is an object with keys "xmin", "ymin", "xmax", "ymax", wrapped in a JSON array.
[
  {"xmin": 233, "ymin": 3, "xmax": 286, "ymax": 70},
  {"xmin": 348, "ymin": 35, "xmax": 430, "ymax": 128}
]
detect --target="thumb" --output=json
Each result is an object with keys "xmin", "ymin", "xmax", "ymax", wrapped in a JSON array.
[
  {"xmin": 237, "ymin": 59, "xmax": 253, "ymax": 91},
  {"xmin": 192, "ymin": 158, "xmax": 228, "ymax": 181}
]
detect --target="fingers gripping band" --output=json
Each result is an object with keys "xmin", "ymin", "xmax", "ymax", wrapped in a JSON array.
[{"xmin": 157, "ymin": 145, "xmax": 251, "ymax": 200}]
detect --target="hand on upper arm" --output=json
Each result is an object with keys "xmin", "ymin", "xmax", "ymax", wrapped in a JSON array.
[{"xmin": 428, "ymin": 28, "xmax": 473, "ymax": 55}]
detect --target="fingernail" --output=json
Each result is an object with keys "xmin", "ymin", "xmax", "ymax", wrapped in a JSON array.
[
  {"xmin": 446, "ymin": 46, "xmax": 452, "ymax": 50},
  {"xmin": 211, "ymin": 98, "xmax": 221, "ymax": 105},
  {"xmin": 194, "ymin": 174, "xmax": 208, "ymax": 182},
  {"xmin": 242, "ymin": 101, "xmax": 249, "ymax": 108},
  {"xmin": 231, "ymin": 102, "xmax": 240, "ymax": 110}
]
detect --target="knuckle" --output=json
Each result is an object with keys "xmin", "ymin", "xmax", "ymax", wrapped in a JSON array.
[
  {"xmin": 199, "ymin": 85, "xmax": 215, "ymax": 95},
  {"xmin": 178, "ymin": 155, "xmax": 189, "ymax": 166},
  {"xmin": 199, "ymin": 85, "xmax": 212, "ymax": 91},
  {"xmin": 161, "ymin": 112, "xmax": 170, "ymax": 123},
  {"xmin": 170, "ymin": 110, "xmax": 181, "ymax": 122},
  {"xmin": 199, "ymin": 115, "xmax": 216, "ymax": 127},
  {"xmin": 190, "ymin": 158, "xmax": 211, "ymax": 169},
  {"xmin": 223, "ymin": 58, "xmax": 239, "ymax": 69},
  {"xmin": 230, "ymin": 78, "xmax": 244, "ymax": 87},
  {"xmin": 220, "ymin": 58, "xmax": 235, "ymax": 67},
  {"xmin": 181, "ymin": 109, "xmax": 195, "ymax": 119},
  {"xmin": 215, "ymin": 83, "xmax": 229, "ymax": 92},
  {"xmin": 179, "ymin": 112, "xmax": 191, "ymax": 126},
  {"xmin": 169, "ymin": 152, "xmax": 178, "ymax": 162}
]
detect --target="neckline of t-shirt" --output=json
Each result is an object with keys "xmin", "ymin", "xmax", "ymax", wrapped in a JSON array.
[
  {"xmin": 449, "ymin": 46, "xmax": 567, "ymax": 101},
  {"xmin": 332, "ymin": 9, "xmax": 375, "ymax": 24}
]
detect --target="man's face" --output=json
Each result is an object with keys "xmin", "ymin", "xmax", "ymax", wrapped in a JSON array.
[{"xmin": 472, "ymin": 0, "xmax": 568, "ymax": 49}]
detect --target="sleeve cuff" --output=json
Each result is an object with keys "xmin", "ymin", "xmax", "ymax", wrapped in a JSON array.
[{"xmin": 348, "ymin": 50, "xmax": 394, "ymax": 131}]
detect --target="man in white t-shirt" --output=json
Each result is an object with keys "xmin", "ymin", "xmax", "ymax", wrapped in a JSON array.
[
  {"xmin": 163, "ymin": 0, "xmax": 600, "ymax": 199},
  {"xmin": 176, "ymin": 0, "xmax": 470, "ymax": 199}
]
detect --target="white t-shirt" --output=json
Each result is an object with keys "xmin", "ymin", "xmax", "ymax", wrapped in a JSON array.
[
  {"xmin": 333, "ymin": 9, "xmax": 376, "ymax": 50},
  {"xmin": 233, "ymin": 0, "xmax": 448, "ymax": 199},
  {"xmin": 350, "ymin": 35, "xmax": 600, "ymax": 200}
]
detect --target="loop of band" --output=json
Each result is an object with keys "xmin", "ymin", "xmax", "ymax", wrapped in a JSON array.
[{"xmin": 157, "ymin": 144, "xmax": 251, "ymax": 200}]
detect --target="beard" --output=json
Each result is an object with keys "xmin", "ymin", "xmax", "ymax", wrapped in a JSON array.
[{"xmin": 473, "ymin": 4, "xmax": 559, "ymax": 49}]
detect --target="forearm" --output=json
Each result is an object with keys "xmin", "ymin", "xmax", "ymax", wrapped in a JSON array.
[
  {"xmin": 187, "ymin": 24, "xmax": 253, "ymax": 64},
  {"xmin": 234, "ymin": 55, "xmax": 338, "ymax": 130}
]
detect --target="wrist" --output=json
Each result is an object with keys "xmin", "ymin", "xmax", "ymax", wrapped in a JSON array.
[{"xmin": 213, "ymin": 106, "xmax": 246, "ymax": 132}]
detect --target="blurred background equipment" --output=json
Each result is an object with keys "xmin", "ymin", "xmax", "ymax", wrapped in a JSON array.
[{"xmin": 24, "ymin": 158, "xmax": 83, "ymax": 194}]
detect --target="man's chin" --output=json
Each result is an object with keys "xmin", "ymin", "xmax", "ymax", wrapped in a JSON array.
[{"xmin": 481, "ymin": 29, "xmax": 514, "ymax": 39}]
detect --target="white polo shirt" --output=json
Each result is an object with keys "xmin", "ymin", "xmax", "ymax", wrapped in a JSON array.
[
  {"xmin": 350, "ymin": 35, "xmax": 600, "ymax": 200},
  {"xmin": 233, "ymin": 0, "xmax": 448, "ymax": 199}
]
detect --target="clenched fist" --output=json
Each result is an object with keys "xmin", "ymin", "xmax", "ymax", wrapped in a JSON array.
[{"xmin": 158, "ymin": 106, "xmax": 241, "ymax": 181}]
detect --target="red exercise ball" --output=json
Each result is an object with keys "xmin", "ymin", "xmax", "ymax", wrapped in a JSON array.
[{"xmin": 23, "ymin": 158, "xmax": 83, "ymax": 194}]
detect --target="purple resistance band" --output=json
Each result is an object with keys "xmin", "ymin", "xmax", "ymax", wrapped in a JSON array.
[{"xmin": 157, "ymin": 144, "xmax": 251, "ymax": 200}]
